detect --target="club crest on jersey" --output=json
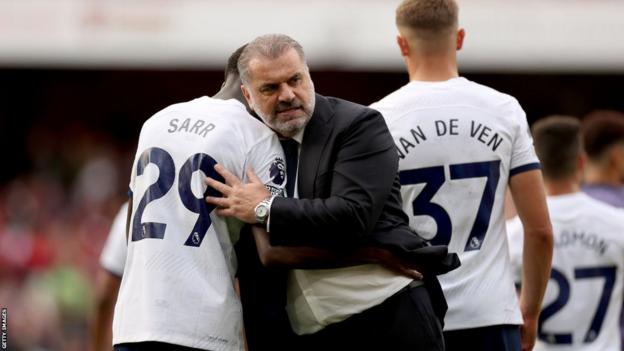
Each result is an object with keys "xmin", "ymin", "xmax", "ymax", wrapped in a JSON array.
[
  {"xmin": 468, "ymin": 237, "xmax": 481, "ymax": 250},
  {"xmin": 192, "ymin": 232, "xmax": 200, "ymax": 245},
  {"xmin": 270, "ymin": 157, "xmax": 286, "ymax": 185}
]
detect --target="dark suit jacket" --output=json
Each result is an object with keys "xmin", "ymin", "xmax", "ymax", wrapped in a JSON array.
[{"xmin": 270, "ymin": 94, "xmax": 407, "ymax": 244}]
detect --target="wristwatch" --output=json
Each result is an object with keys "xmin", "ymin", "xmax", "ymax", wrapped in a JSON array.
[{"xmin": 254, "ymin": 196, "xmax": 274, "ymax": 224}]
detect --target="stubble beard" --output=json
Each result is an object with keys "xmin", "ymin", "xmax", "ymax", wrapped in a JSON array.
[{"xmin": 253, "ymin": 92, "xmax": 315, "ymax": 138}]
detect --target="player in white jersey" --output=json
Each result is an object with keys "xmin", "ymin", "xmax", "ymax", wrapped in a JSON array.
[
  {"xmin": 508, "ymin": 116, "xmax": 624, "ymax": 351},
  {"xmin": 91, "ymin": 202, "xmax": 128, "ymax": 351},
  {"xmin": 112, "ymin": 46, "xmax": 286, "ymax": 351},
  {"xmin": 100, "ymin": 202, "xmax": 129, "ymax": 278},
  {"xmin": 371, "ymin": 1, "xmax": 553, "ymax": 350}
]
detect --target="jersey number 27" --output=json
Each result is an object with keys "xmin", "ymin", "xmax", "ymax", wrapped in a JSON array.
[{"xmin": 539, "ymin": 266, "xmax": 616, "ymax": 345}]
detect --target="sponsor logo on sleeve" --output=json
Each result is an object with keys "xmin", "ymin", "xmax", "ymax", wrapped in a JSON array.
[
  {"xmin": 266, "ymin": 156, "xmax": 286, "ymax": 196},
  {"xmin": 269, "ymin": 157, "xmax": 286, "ymax": 185}
]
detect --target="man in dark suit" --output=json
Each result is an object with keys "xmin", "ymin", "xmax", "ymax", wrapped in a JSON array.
[{"xmin": 206, "ymin": 34, "xmax": 457, "ymax": 351}]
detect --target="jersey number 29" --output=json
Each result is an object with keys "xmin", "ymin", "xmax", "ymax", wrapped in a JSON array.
[{"xmin": 131, "ymin": 147, "xmax": 223, "ymax": 247}]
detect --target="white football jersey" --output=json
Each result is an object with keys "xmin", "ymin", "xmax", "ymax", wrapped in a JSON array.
[
  {"xmin": 113, "ymin": 97, "xmax": 286, "ymax": 350},
  {"xmin": 371, "ymin": 77, "xmax": 540, "ymax": 330},
  {"xmin": 508, "ymin": 193, "xmax": 624, "ymax": 351},
  {"xmin": 100, "ymin": 202, "xmax": 129, "ymax": 277}
]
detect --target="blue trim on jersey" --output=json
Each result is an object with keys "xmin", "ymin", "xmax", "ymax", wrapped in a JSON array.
[
  {"xmin": 510, "ymin": 162, "xmax": 541, "ymax": 177},
  {"xmin": 128, "ymin": 189, "xmax": 133, "ymax": 199}
]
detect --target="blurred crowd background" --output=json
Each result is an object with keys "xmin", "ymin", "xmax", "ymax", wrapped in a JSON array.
[{"xmin": 1, "ymin": 0, "xmax": 624, "ymax": 350}]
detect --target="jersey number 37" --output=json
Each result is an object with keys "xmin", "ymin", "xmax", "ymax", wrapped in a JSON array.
[{"xmin": 400, "ymin": 160, "xmax": 501, "ymax": 252}]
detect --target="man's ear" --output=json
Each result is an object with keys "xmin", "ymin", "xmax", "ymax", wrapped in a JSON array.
[
  {"xmin": 456, "ymin": 28, "xmax": 465, "ymax": 51},
  {"xmin": 241, "ymin": 85, "xmax": 253, "ymax": 107},
  {"xmin": 396, "ymin": 35, "xmax": 410, "ymax": 57}
]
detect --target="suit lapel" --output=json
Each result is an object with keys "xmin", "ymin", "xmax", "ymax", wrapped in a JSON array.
[{"xmin": 298, "ymin": 94, "xmax": 334, "ymax": 198}]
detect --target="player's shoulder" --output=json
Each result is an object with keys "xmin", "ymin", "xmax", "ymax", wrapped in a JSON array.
[
  {"xmin": 579, "ymin": 195, "xmax": 624, "ymax": 251},
  {"xmin": 369, "ymin": 81, "xmax": 416, "ymax": 118},
  {"xmin": 140, "ymin": 96, "xmax": 210, "ymax": 129},
  {"xmin": 458, "ymin": 78, "xmax": 522, "ymax": 111},
  {"xmin": 582, "ymin": 194, "xmax": 624, "ymax": 226},
  {"xmin": 372, "ymin": 78, "xmax": 523, "ymax": 122},
  {"xmin": 169, "ymin": 96, "xmax": 251, "ymax": 121},
  {"xmin": 554, "ymin": 193, "xmax": 624, "ymax": 241},
  {"xmin": 147, "ymin": 96, "xmax": 268, "ymax": 132},
  {"xmin": 456, "ymin": 79, "xmax": 532, "ymax": 133}
]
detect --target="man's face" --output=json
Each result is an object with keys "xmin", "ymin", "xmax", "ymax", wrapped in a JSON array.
[{"xmin": 242, "ymin": 47, "xmax": 315, "ymax": 138}]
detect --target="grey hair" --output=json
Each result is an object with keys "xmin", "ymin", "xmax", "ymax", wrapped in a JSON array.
[{"xmin": 238, "ymin": 34, "xmax": 307, "ymax": 84}]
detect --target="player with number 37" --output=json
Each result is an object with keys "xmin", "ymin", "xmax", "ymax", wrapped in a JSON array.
[{"xmin": 371, "ymin": 1, "xmax": 554, "ymax": 350}]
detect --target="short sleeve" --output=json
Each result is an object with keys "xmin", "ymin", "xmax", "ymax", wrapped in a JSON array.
[
  {"xmin": 244, "ymin": 134, "xmax": 287, "ymax": 197},
  {"xmin": 100, "ymin": 202, "xmax": 129, "ymax": 277},
  {"xmin": 509, "ymin": 102, "xmax": 541, "ymax": 177}
]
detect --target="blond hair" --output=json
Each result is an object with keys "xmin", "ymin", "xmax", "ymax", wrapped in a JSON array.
[{"xmin": 396, "ymin": 0, "xmax": 458, "ymax": 39}]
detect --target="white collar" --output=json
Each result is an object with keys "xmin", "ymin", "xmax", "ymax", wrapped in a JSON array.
[{"xmin": 290, "ymin": 127, "xmax": 305, "ymax": 144}]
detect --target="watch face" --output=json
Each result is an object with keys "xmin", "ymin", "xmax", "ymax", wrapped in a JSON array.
[{"xmin": 256, "ymin": 206, "xmax": 268, "ymax": 217}]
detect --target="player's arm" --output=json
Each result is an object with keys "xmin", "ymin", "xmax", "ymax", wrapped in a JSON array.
[
  {"xmin": 90, "ymin": 269, "xmax": 121, "ymax": 351},
  {"xmin": 91, "ymin": 201, "xmax": 129, "ymax": 351},
  {"xmin": 509, "ymin": 169, "xmax": 553, "ymax": 351},
  {"xmin": 250, "ymin": 225, "xmax": 422, "ymax": 280}
]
